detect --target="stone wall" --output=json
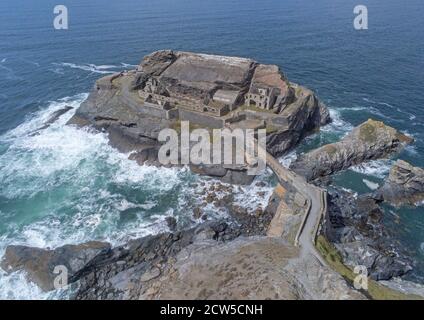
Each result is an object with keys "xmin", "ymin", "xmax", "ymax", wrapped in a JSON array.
[
  {"xmin": 166, "ymin": 108, "xmax": 180, "ymax": 120},
  {"xmin": 179, "ymin": 109, "xmax": 224, "ymax": 128},
  {"xmin": 225, "ymin": 113, "xmax": 247, "ymax": 124},
  {"xmin": 240, "ymin": 110, "xmax": 289, "ymax": 128},
  {"xmin": 140, "ymin": 102, "xmax": 169, "ymax": 119}
]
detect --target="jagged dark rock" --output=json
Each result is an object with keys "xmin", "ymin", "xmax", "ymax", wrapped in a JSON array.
[
  {"xmin": 72, "ymin": 220, "xmax": 244, "ymax": 300},
  {"xmin": 0, "ymin": 241, "xmax": 111, "ymax": 292},
  {"xmin": 291, "ymin": 119, "xmax": 413, "ymax": 181},
  {"xmin": 375, "ymin": 160, "xmax": 424, "ymax": 206},
  {"xmin": 323, "ymin": 187, "xmax": 413, "ymax": 281},
  {"xmin": 165, "ymin": 216, "xmax": 177, "ymax": 231},
  {"xmin": 266, "ymin": 88, "xmax": 331, "ymax": 156}
]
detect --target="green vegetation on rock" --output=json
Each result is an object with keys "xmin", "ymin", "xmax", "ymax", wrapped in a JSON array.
[
  {"xmin": 323, "ymin": 144, "xmax": 338, "ymax": 156},
  {"xmin": 315, "ymin": 235, "xmax": 422, "ymax": 300},
  {"xmin": 359, "ymin": 121, "xmax": 377, "ymax": 143}
]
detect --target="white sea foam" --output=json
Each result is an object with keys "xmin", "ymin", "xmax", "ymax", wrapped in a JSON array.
[
  {"xmin": 362, "ymin": 97, "xmax": 417, "ymax": 123},
  {"xmin": 111, "ymin": 155, "xmax": 184, "ymax": 190},
  {"xmin": 114, "ymin": 199, "xmax": 156, "ymax": 212},
  {"xmin": 362, "ymin": 97, "xmax": 376, "ymax": 104},
  {"xmin": 1, "ymin": 93, "xmax": 88, "ymax": 141},
  {"xmin": 402, "ymin": 130, "xmax": 415, "ymax": 140},
  {"xmin": 0, "ymin": 64, "xmax": 22, "ymax": 80},
  {"xmin": 339, "ymin": 187, "xmax": 358, "ymax": 198},
  {"xmin": 56, "ymin": 63, "xmax": 119, "ymax": 74},
  {"xmin": 0, "ymin": 94, "xmax": 201, "ymax": 299},
  {"xmin": 51, "ymin": 62, "xmax": 136, "ymax": 75},
  {"xmin": 403, "ymin": 133, "xmax": 418, "ymax": 155},
  {"xmin": 49, "ymin": 68, "xmax": 65, "ymax": 75},
  {"xmin": 279, "ymin": 151, "xmax": 297, "ymax": 168},
  {"xmin": 338, "ymin": 106, "xmax": 367, "ymax": 112},
  {"xmin": 93, "ymin": 64, "xmax": 119, "ymax": 70},
  {"xmin": 320, "ymin": 108, "xmax": 353, "ymax": 135},
  {"xmin": 362, "ymin": 179, "xmax": 379, "ymax": 190},
  {"xmin": 0, "ymin": 270, "xmax": 53, "ymax": 300},
  {"xmin": 121, "ymin": 62, "xmax": 138, "ymax": 68},
  {"xmin": 350, "ymin": 159, "xmax": 393, "ymax": 179},
  {"xmin": 233, "ymin": 172, "xmax": 275, "ymax": 212}
]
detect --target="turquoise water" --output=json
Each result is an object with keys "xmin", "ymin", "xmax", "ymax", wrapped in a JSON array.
[{"xmin": 0, "ymin": 0, "xmax": 423, "ymax": 297}]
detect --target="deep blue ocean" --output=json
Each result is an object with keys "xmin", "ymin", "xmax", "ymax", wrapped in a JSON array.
[{"xmin": 0, "ymin": 0, "xmax": 423, "ymax": 298}]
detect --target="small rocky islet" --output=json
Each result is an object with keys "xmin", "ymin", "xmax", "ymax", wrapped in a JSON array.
[{"xmin": 2, "ymin": 51, "xmax": 423, "ymax": 299}]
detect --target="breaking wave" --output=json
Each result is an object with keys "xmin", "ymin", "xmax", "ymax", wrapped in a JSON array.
[
  {"xmin": 278, "ymin": 151, "xmax": 297, "ymax": 168},
  {"xmin": 0, "ymin": 270, "xmax": 52, "ymax": 300},
  {"xmin": 0, "ymin": 94, "xmax": 204, "ymax": 299},
  {"xmin": 362, "ymin": 97, "xmax": 418, "ymax": 124},
  {"xmin": 320, "ymin": 108, "xmax": 353, "ymax": 135},
  {"xmin": 362, "ymin": 179, "xmax": 380, "ymax": 190},
  {"xmin": 53, "ymin": 62, "xmax": 134, "ymax": 75},
  {"xmin": 0, "ymin": 92, "xmax": 278, "ymax": 299},
  {"xmin": 350, "ymin": 159, "xmax": 393, "ymax": 179},
  {"xmin": 233, "ymin": 173, "xmax": 275, "ymax": 212}
]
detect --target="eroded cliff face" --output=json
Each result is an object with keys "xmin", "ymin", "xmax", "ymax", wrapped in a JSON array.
[
  {"xmin": 266, "ymin": 86, "xmax": 330, "ymax": 156},
  {"xmin": 288, "ymin": 119, "xmax": 417, "ymax": 283},
  {"xmin": 375, "ymin": 160, "xmax": 424, "ymax": 206},
  {"xmin": 290, "ymin": 119, "xmax": 413, "ymax": 181},
  {"xmin": 1, "ymin": 241, "xmax": 111, "ymax": 292},
  {"xmin": 323, "ymin": 188, "xmax": 413, "ymax": 281},
  {"xmin": 67, "ymin": 50, "xmax": 330, "ymax": 183},
  {"xmin": 0, "ymin": 182, "xmax": 364, "ymax": 300}
]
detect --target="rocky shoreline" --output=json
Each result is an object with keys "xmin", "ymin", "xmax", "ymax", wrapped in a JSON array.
[
  {"xmin": 323, "ymin": 186, "xmax": 413, "ymax": 281},
  {"xmin": 2, "ymin": 116, "xmax": 422, "ymax": 299},
  {"xmin": 66, "ymin": 50, "xmax": 330, "ymax": 184},
  {"xmin": 290, "ymin": 119, "xmax": 413, "ymax": 181},
  {"xmin": 375, "ymin": 160, "xmax": 424, "ymax": 207},
  {"xmin": 1, "ymin": 51, "xmax": 423, "ymax": 300}
]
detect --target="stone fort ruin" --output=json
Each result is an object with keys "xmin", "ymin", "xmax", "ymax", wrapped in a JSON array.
[{"xmin": 132, "ymin": 51, "xmax": 295, "ymax": 122}]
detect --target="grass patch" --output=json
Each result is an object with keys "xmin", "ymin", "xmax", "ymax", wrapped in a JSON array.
[
  {"xmin": 359, "ymin": 122, "xmax": 378, "ymax": 143},
  {"xmin": 315, "ymin": 235, "xmax": 422, "ymax": 300},
  {"xmin": 295, "ymin": 86, "xmax": 303, "ymax": 97},
  {"xmin": 323, "ymin": 144, "xmax": 338, "ymax": 156}
]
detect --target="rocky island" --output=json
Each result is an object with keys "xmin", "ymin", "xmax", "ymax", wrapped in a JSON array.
[
  {"xmin": 2, "ymin": 51, "xmax": 423, "ymax": 300},
  {"xmin": 67, "ymin": 50, "xmax": 330, "ymax": 183},
  {"xmin": 375, "ymin": 160, "xmax": 424, "ymax": 206}
]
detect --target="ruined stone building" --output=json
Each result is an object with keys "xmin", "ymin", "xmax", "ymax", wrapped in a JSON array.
[
  {"xmin": 133, "ymin": 50, "xmax": 294, "ymax": 119},
  {"xmin": 245, "ymin": 83, "xmax": 281, "ymax": 109}
]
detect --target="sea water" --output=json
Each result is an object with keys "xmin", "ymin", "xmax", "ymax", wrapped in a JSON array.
[{"xmin": 0, "ymin": 0, "xmax": 423, "ymax": 298}]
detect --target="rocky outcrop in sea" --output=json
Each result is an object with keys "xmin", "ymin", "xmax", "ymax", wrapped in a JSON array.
[
  {"xmin": 1, "ymin": 241, "xmax": 111, "ymax": 292},
  {"xmin": 2, "ymin": 50, "xmax": 421, "ymax": 300},
  {"xmin": 323, "ymin": 187, "xmax": 413, "ymax": 281},
  {"xmin": 290, "ymin": 119, "xmax": 413, "ymax": 181},
  {"xmin": 67, "ymin": 50, "xmax": 330, "ymax": 184},
  {"xmin": 375, "ymin": 160, "xmax": 424, "ymax": 207}
]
